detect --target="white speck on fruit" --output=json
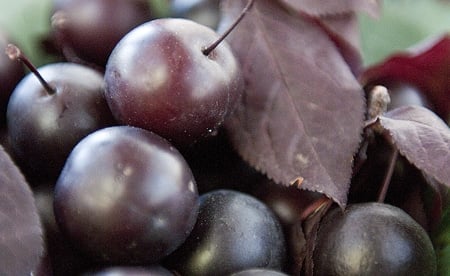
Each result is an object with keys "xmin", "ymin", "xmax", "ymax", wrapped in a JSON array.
[
  {"xmin": 188, "ymin": 180, "xmax": 195, "ymax": 193},
  {"xmin": 122, "ymin": 165, "xmax": 133, "ymax": 176}
]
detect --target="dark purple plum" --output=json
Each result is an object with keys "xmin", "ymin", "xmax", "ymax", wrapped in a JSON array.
[
  {"xmin": 6, "ymin": 52, "xmax": 116, "ymax": 180},
  {"xmin": 53, "ymin": 126, "xmax": 199, "ymax": 264},
  {"xmin": 313, "ymin": 202, "xmax": 437, "ymax": 276},
  {"xmin": 165, "ymin": 189, "xmax": 286, "ymax": 275},
  {"xmin": 230, "ymin": 268, "xmax": 289, "ymax": 276},
  {"xmin": 104, "ymin": 18, "xmax": 243, "ymax": 146},
  {"xmin": 50, "ymin": 0, "xmax": 153, "ymax": 67},
  {"xmin": 84, "ymin": 266, "xmax": 173, "ymax": 276}
]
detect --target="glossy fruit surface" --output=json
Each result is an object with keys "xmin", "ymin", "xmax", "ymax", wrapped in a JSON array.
[
  {"xmin": 313, "ymin": 202, "xmax": 437, "ymax": 276},
  {"xmin": 85, "ymin": 266, "xmax": 173, "ymax": 276},
  {"xmin": 7, "ymin": 62, "xmax": 115, "ymax": 179},
  {"xmin": 50, "ymin": 0, "xmax": 152, "ymax": 67},
  {"xmin": 53, "ymin": 126, "xmax": 199, "ymax": 264},
  {"xmin": 166, "ymin": 189, "xmax": 286, "ymax": 275},
  {"xmin": 104, "ymin": 18, "xmax": 243, "ymax": 146},
  {"xmin": 230, "ymin": 268, "xmax": 289, "ymax": 276}
]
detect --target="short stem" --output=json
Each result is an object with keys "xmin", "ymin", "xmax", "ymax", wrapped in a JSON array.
[
  {"xmin": 377, "ymin": 148, "xmax": 399, "ymax": 203},
  {"xmin": 367, "ymin": 85, "xmax": 390, "ymax": 120},
  {"xmin": 6, "ymin": 44, "xmax": 56, "ymax": 95},
  {"xmin": 300, "ymin": 196, "xmax": 332, "ymax": 221},
  {"xmin": 202, "ymin": 0, "xmax": 255, "ymax": 56}
]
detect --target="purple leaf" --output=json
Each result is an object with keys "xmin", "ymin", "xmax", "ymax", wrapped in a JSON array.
[
  {"xmin": 421, "ymin": 173, "xmax": 448, "ymax": 231},
  {"xmin": 277, "ymin": 1, "xmax": 373, "ymax": 76},
  {"xmin": 0, "ymin": 145, "xmax": 44, "ymax": 275},
  {"xmin": 220, "ymin": 0, "xmax": 365, "ymax": 207},
  {"xmin": 308, "ymin": 13, "xmax": 363, "ymax": 75},
  {"xmin": 278, "ymin": 0, "xmax": 381, "ymax": 17},
  {"xmin": 378, "ymin": 106, "xmax": 450, "ymax": 188}
]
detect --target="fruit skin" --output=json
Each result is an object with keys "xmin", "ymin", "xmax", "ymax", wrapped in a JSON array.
[
  {"xmin": 84, "ymin": 266, "xmax": 173, "ymax": 276},
  {"xmin": 104, "ymin": 18, "xmax": 243, "ymax": 146},
  {"xmin": 166, "ymin": 189, "xmax": 287, "ymax": 275},
  {"xmin": 7, "ymin": 62, "xmax": 116, "ymax": 179},
  {"xmin": 313, "ymin": 202, "xmax": 437, "ymax": 276},
  {"xmin": 53, "ymin": 126, "xmax": 199, "ymax": 264},
  {"xmin": 50, "ymin": 0, "xmax": 152, "ymax": 67},
  {"xmin": 230, "ymin": 268, "xmax": 289, "ymax": 276}
]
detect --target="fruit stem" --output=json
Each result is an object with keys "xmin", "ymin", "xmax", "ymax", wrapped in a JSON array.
[
  {"xmin": 6, "ymin": 44, "xmax": 56, "ymax": 95},
  {"xmin": 367, "ymin": 85, "xmax": 390, "ymax": 120},
  {"xmin": 202, "ymin": 0, "xmax": 255, "ymax": 56},
  {"xmin": 377, "ymin": 148, "xmax": 399, "ymax": 203},
  {"xmin": 300, "ymin": 195, "xmax": 332, "ymax": 221}
]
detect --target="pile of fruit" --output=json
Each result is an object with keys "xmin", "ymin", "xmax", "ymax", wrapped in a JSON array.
[{"xmin": 0, "ymin": 0, "xmax": 449, "ymax": 275}]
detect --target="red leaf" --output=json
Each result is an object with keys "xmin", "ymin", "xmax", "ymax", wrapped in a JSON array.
[
  {"xmin": 220, "ymin": 0, "xmax": 365, "ymax": 207},
  {"xmin": 379, "ymin": 106, "xmax": 450, "ymax": 188},
  {"xmin": 0, "ymin": 146, "xmax": 44, "ymax": 275},
  {"xmin": 361, "ymin": 35, "xmax": 450, "ymax": 120},
  {"xmin": 279, "ymin": 0, "xmax": 381, "ymax": 17}
]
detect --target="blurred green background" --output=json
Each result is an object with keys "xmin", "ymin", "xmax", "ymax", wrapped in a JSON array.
[
  {"xmin": 0, "ymin": 0, "xmax": 169, "ymax": 66},
  {"xmin": 1, "ymin": 0, "xmax": 449, "ymax": 66},
  {"xmin": 359, "ymin": 0, "xmax": 450, "ymax": 65},
  {"xmin": 0, "ymin": 0, "xmax": 53, "ymax": 65}
]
